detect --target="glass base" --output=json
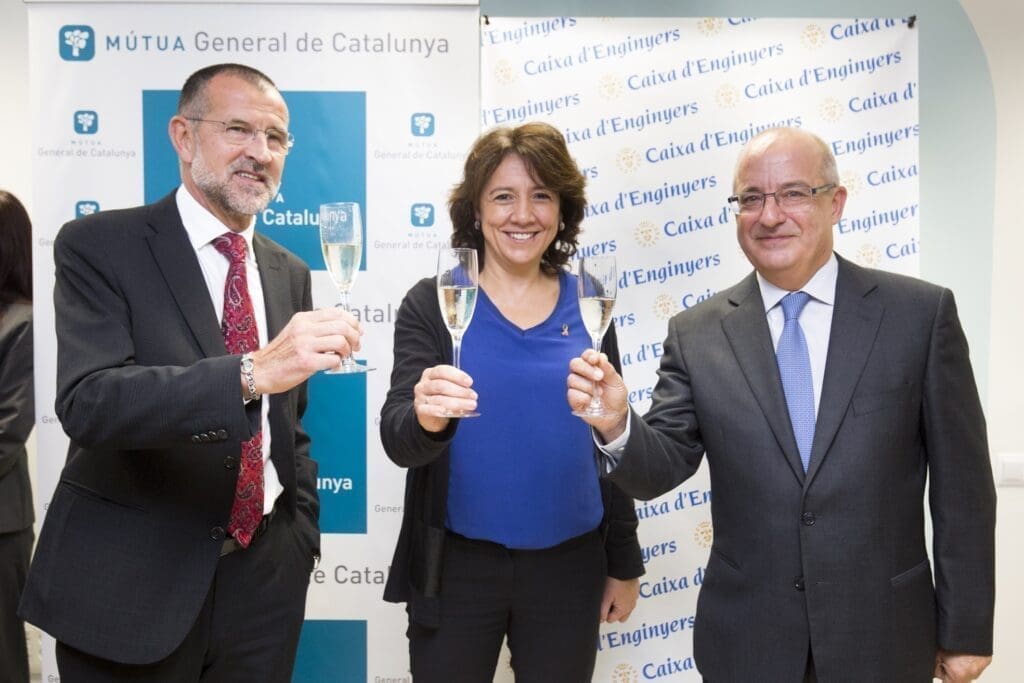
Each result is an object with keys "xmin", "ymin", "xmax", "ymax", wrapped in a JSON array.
[
  {"xmin": 439, "ymin": 409, "xmax": 480, "ymax": 418},
  {"xmin": 572, "ymin": 404, "xmax": 613, "ymax": 418},
  {"xmin": 324, "ymin": 360, "xmax": 373, "ymax": 374}
]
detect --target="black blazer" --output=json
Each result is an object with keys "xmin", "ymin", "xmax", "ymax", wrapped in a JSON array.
[
  {"xmin": 380, "ymin": 277, "xmax": 644, "ymax": 627},
  {"xmin": 0, "ymin": 302, "xmax": 34, "ymax": 535},
  {"xmin": 607, "ymin": 256, "xmax": 995, "ymax": 681},
  {"xmin": 19, "ymin": 192, "xmax": 320, "ymax": 665}
]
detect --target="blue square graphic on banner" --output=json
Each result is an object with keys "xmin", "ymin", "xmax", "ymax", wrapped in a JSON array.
[
  {"xmin": 306, "ymin": 370, "xmax": 366, "ymax": 534},
  {"xmin": 73, "ymin": 110, "xmax": 98, "ymax": 134},
  {"xmin": 410, "ymin": 203, "xmax": 434, "ymax": 227},
  {"xmin": 410, "ymin": 112, "xmax": 434, "ymax": 136},
  {"xmin": 75, "ymin": 201, "xmax": 99, "ymax": 218},
  {"xmin": 293, "ymin": 620, "xmax": 367, "ymax": 683},
  {"xmin": 59, "ymin": 25, "xmax": 95, "ymax": 61},
  {"xmin": 143, "ymin": 89, "xmax": 368, "ymax": 534}
]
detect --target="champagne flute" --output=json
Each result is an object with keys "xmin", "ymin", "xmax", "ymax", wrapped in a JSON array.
[
  {"xmin": 319, "ymin": 201, "xmax": 371, "ymax": 373},
  {"xmin": 436, "ymin": 247, "xmax": 480, "ymax": 418},
  {"xmin": 573, "ymin": 255, "xmax": 617, "ymax": 417}
]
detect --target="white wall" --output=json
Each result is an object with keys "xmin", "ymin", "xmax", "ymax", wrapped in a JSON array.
[
  {"xmin": 959, "ymin": 0, "xmax": 1024, "ymax": 680},
  {"xmin": 0, "ymin": 0, "xmax": 30, "ymax": 204}
]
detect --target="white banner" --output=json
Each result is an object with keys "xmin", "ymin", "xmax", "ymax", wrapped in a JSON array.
[
  {"xmin": 29, "ymin": 3, "xmax": 479, "ymax": 681},
  {"xmin": 482, "ymin": 17, "xmax": 919, "ymax": 682}
]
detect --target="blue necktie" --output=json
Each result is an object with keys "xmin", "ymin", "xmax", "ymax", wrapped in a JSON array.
[{"xmin": 776, "ymin": 292, "xmax": 815, "ymax": 472}]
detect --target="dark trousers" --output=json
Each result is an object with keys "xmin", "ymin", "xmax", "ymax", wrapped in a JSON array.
[
  {"xmin": 56, "ymin": 510, "xmax": 313, "ymax": 682},
  {"xmin": 408, "ymin": 529, "xmax": 606, "ymax": 683},
  {"xmin": 0, "ymin": 527, "xmax": 33, "ymax": 683},
  {"xmin": 704, "ymin": 650, "xmax": 817, "ymax": 682}
]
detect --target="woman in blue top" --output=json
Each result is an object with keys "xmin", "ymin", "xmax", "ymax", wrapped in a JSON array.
[{"xmin": 381, "ymin": 123, "xmax": 643, "ymax": 682}]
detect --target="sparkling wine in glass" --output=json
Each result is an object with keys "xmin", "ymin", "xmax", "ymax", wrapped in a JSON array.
[
  {"xmin": 573, "ymin": 255, "xmax": 617, "ymax": 417},
  {"xmin": 436, "ymin": 247, "xmax": 480, "ymax": 417},
  {"xmin": 320, "ymin": 201, "xmax": 371, "ymax": 373}
]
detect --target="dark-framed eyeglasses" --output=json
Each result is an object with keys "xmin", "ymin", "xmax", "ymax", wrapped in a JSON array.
[
  {"xmin": 727, "ymin": 183, "xmax": 836, "ymax": 215},
  {"xmin": 186, "ymin": 117, "xmax": 295, "ymax": 156}
]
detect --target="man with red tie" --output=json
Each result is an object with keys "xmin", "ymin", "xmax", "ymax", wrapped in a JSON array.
[{"xmin": 20, "ymin": 63, "xmax": 362, "ymax": 682}]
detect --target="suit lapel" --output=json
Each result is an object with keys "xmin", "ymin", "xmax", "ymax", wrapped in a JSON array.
[
  {"xmin": 805, "ymin": 256, "xmax": 883, "ymax": 485},
  {"xmin": 253, "ymin": 234, "xmax": 291, "ymax": 339},
  {"xmin": 721, "ymin": 273, "xmax": 807, "ymax": 483},
  {"xmin": 146, "ymin": 194, "xmax": 226, "ymax": 358}
]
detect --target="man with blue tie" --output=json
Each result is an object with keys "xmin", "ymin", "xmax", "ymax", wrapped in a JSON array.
[
  {"xmin": 568, "ymin": 127, "xmax": 995, "ymax": 682},
  {"xmin": 20, "ymin": 63, "xmax": 363, "ymax": 681}
]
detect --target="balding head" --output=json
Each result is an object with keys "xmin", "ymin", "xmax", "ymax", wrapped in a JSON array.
[{"xmin": 734, "ymin": 127, "xmax": 838, "ymax": 193}]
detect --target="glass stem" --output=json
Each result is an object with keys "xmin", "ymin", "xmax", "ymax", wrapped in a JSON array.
[
  {"xmin": 339, "ymin": 291, "xmax": 356, "ymax": 369},
  {"xmin": 589, "ymin": 335, "xmax": 603, "ymax": 410},
  {"xmin": 451, "ymin": 334, "xmax": 463, "ymax": 370}
]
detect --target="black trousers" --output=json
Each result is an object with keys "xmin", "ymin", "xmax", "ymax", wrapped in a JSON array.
[
  {"xmin": 0, "ymin": 527, "xmax": 33, "ymax": 683},
  {"xmin": 704, "ymin": 650, "xmax": 817, "ymax": 682},
  {"xmin": 408, "ymin": 529, "xmax": 606, "ymax": 683},
  {"xmin": 56, "ymin": 510, "xmax": 314, "ymax": 682}
]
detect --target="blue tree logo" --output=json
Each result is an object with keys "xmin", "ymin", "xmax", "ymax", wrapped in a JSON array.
[
  {"xmin": 410, "ymin": 113, "xmax": 435, "ymax": 137},
  {"xmin": 75, "ymin": 201, "xmax": 100, "ymax": 218},
  {"xmin": 73, "ymin": 110, "xmax": 98, "ymax": 134},
  {"xmin": 410, "ymin": 203, "xmax": 434, "ymax": 227},
  {"xmin": 60, "ymin": 25, "xmax": 95, "ymax": 61}
]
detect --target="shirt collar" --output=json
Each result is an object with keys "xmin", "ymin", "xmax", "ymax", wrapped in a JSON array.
[
  {"xmin": 756, "ymin": 252, "xmax": 838, "ymax": 312},
  {"xmin": 175, "ymin": 185, "xmax": 257, "ymax": 259}
]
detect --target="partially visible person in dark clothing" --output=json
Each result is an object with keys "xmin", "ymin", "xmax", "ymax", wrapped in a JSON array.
[{"xmin": 0, "ymin": 189, "xmax": 35, "ymax": 683}]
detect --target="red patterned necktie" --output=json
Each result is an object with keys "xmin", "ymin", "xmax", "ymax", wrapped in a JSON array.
[{"xmin": 213, "ymin": 232, "xmax": 263, "ymax": 547}]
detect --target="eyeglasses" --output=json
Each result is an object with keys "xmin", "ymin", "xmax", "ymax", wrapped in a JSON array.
[
  {"xmin": 727, "ymin": 183, "xmax": 836, "ymax": 215},
  {"xmin": 186, "ymin": 118, "xmax": 295, "ymax": 156}
]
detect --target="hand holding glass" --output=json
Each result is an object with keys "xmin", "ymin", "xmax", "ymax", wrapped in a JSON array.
[
  {"xmin": 320, "ymin": 202, "xmax": 371, "ymax": 373},
  {"xmin": 436, "ymin": 247, "xmax": 480, "ymax": 417},
  {"xmin": 573, "ymin": 255, "xmax": 617, "ymax": 418}
]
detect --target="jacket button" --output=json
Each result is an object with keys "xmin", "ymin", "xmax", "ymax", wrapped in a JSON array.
[
  {"xmin": 191, "ymin": 435, "xmax": 201, "ymax": 443},
  {"xmin": 210, "ymin": 526, "xmax": 225, "ymax": 541},
  {"xmin": 217, "ymin": 429, "xmax": 228, "ymax": 441},
  {"xmin": 794, "ymin": 576, "xmax": 805, "ymax": 591},
  {"xmin": 802, "ymin": 512, "xmax": 816, "ymax": 526},
  {"xmin": 224, "ymin": 456, "xmax": 237, "ymax": 469},
  {"xmin": 199, "ymin": 433, "xmax": 210, "ymax": 443}
]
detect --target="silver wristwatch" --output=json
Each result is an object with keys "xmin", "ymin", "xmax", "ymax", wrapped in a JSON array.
[{"xmin": 240, "ymin": 353, "xmax": 259, "ymax": 402}]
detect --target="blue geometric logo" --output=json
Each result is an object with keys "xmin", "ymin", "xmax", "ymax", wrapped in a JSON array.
[
  {"xmin": 73, "ymin": 110, "xmax": 98, "ymax": 134},
  {"xmin": 411, "ymin": 203, "xmax": 435, "ymax": 227},
  {"xmin": 59, "ymin": 25, "xmax": 95, "ymax": 61},
  {"xmin": 75, "ymin": 201, "xmax": 99, "ymax": 218},
  {"xmin": 411, "ymin": 112, "xmax": 435, "ymax": 136},
  {"xmin": 293, "ymin": 620, "xmax": 367, "ymax": 683}
]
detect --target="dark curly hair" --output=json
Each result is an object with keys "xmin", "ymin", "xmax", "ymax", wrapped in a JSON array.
[
  {"xmin": 448, "ymin": 122, "xmax": 586, "ymax": 275},
  {"xmin": 0, "ymin": 189, "xmax": 32, "ymax": 304}
]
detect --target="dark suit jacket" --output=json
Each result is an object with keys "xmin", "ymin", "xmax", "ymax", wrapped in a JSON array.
[
  {"xmin": 607, "ymin": 255, "xmax": 995, "ymax": 682},
  {"xmin": 0, "ymin": 302, "xmax": 34, "ymax": 535},
  {"xmin": 19, "ymin": 192, "xmax": 320, "ymax": 665}
]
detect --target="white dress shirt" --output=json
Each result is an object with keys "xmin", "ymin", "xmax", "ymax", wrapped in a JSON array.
[
  {"xmin": 176, "ymin": 186, "xmax": 282, "ymax": 514},
  {"xmin": 600, "ymin": 254, "xmax": 839, "ymax": 458}
]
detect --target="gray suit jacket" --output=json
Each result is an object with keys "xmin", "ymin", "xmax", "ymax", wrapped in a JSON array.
[
  {"xmin": 609, "ymin": 255, "xmax": 995, "ymax": 682},
  {"xmin": 19, "ymin": 192, "xmax": 320, "ymax": 665},
  {"xmin": 0, "ymin": 302, "xmax": 34, "ymax": 535}
]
